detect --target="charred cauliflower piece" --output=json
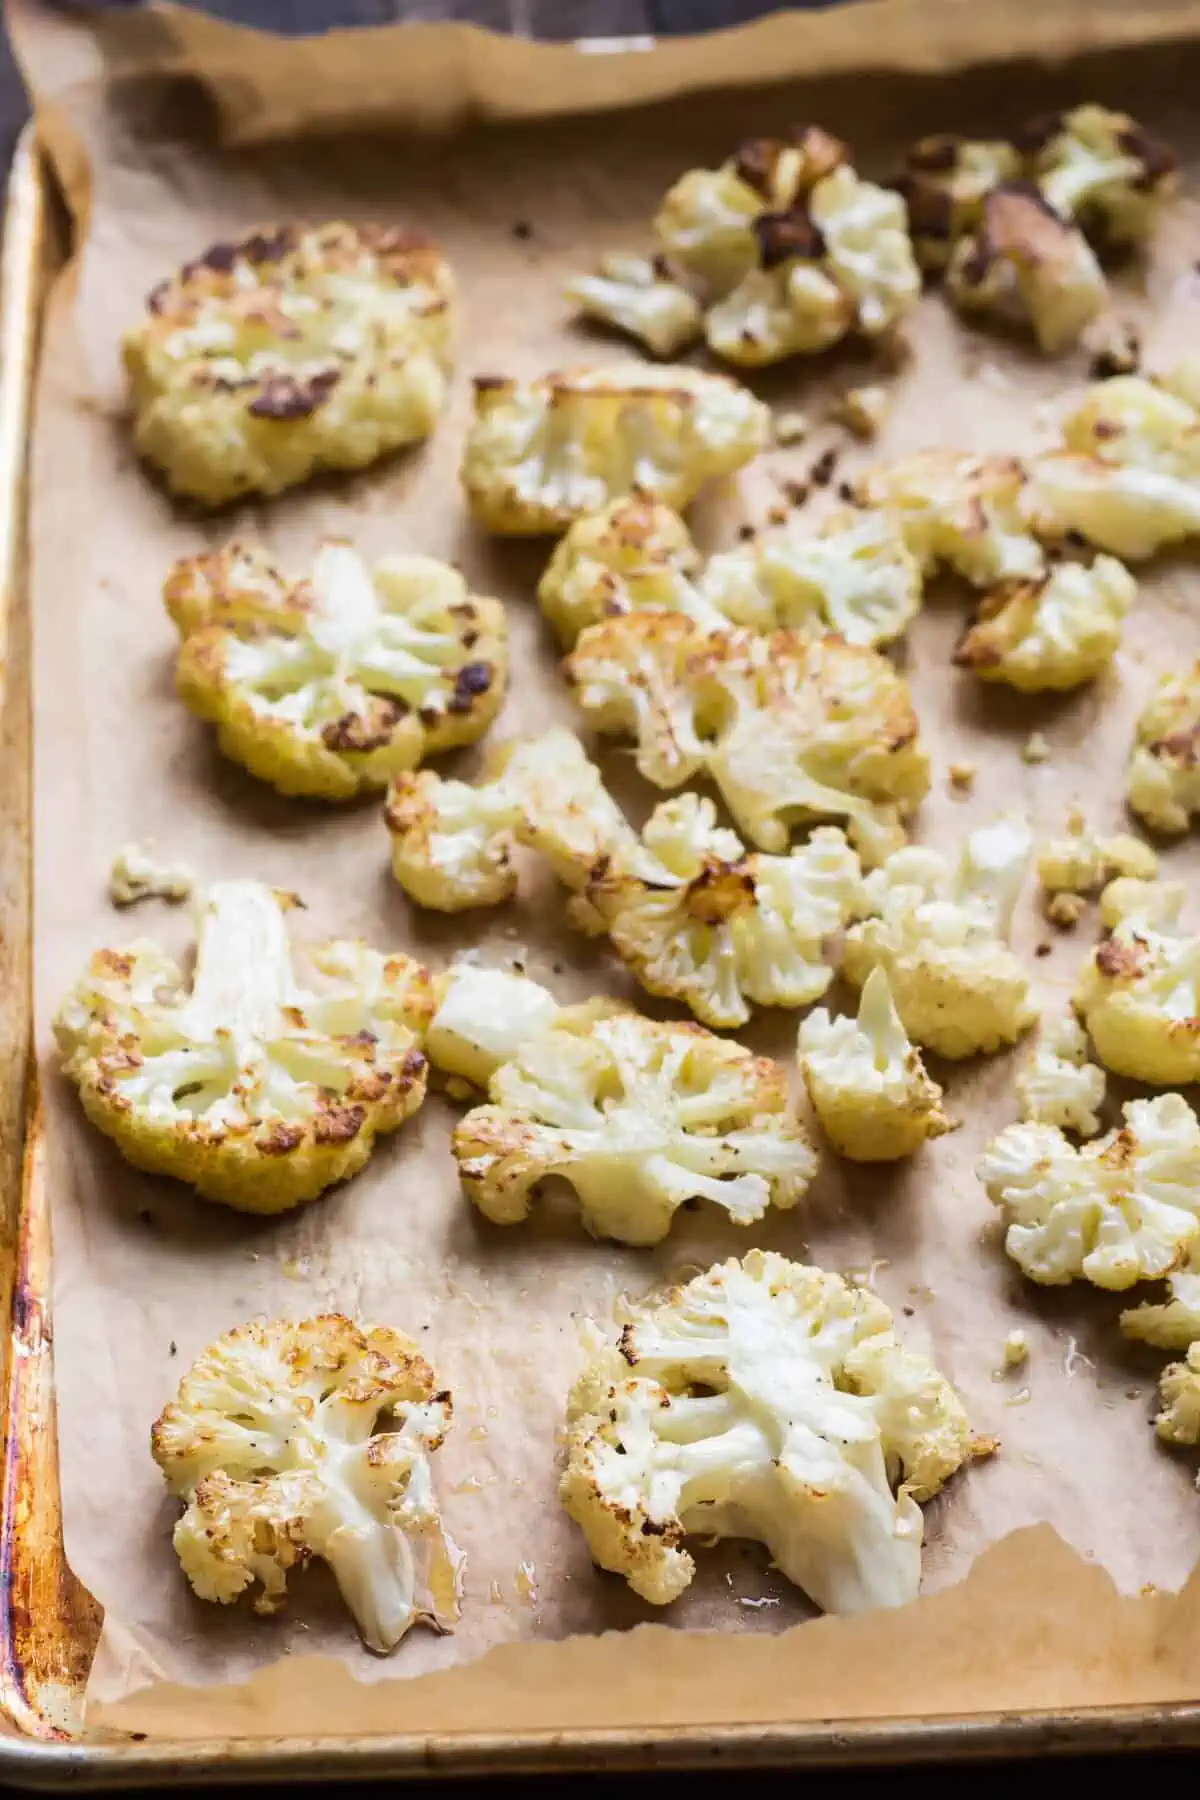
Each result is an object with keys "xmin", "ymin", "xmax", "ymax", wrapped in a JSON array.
[
  {"xmin": 979, "ymin": 1093, "xmax": 1200, "ymax": 1289},
  {"xmin": 855, "ymin": 452, "xmax": 1044, "ymax": 588},
  {"xmin": 151, "ymin": 1314, "xmax": 460, "ymax": 1651},
  {"xmin": 1127, "ymin": 663, "xmax": 1200, "ymax": 835},
  {"xmin": 842, "ymin": 815, "xmax": 1036, "ymax": 1059},
  {"xmin": 706, "ymin": 165, "xmax": 919, "ymax": 367},
  {"xmin": 1029, "ymin": 371, "xmax": 1200, "ymax": 559},
  {"xmin": 167, "ymin": 540, "xmax": 506, "ymax": 800},
  {"xmin": 54, "ymin": 881, "xmax": 430, "ymax": 1212},
  {"xmin": 565, "ymin": 254, "xmax": 703, "ymax": 358},
  {"xmin": 798, "ymin": 966, "xmax": 950, "ymax": 1161},
  {"xmin": 426, "ymin": 963, "xmax": 561, "ymax": 1090},
  {"xmin": 1015, "ymin": 1012, "xmax": 1106, "ymax": 1138},
  {"xmin": 945, "ymin": 183, "xmax": 1107, "ymax": 354},
  {"xmin": 897, "ymin": 135, "xmax": 1023, "ymax": 269},
  {"xmin": 125, "ymin": 224, "xmax": 455, "ymax": 505},
  {"xmin": 461, "ymin": 365, "xmax": 768, "ymax": 535},
  {"xmin": 1075, "ymin": 877, "xmax": 1200, "ymax": 1084},
  {"xmin": 537, "ymin": 496, "xmax": 721, "ymax": 646},
  {"xmin": 1037, "ymin": 811, "xmax": 1157, "ymax": 921},
  {"xmin": 454, "ymin": 1010, "xmax": 815, "ymax": 1243},
  {"xmin": 565, "ymin": 613, "xmax": 928, "ymax": 865},
  {"xmin": 561, "ymin": 1249, "xmax": 986, "ymax": 1611},
  {"xmin": 654, "ymin": 126, "xmax": 849, "ymax": 298},
  {"xmin": 954, "ymin": 555, "xmax": 1136, "ymax": 692},
  {"xmin": 1027, "ymin": 106, "xmax": 1177, "ymax": 247}
]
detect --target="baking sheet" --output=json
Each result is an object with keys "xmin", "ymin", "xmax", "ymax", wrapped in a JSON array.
[{"xmin": 15, "ymin": 0, "xmax": 1200, "ymax": 1741}]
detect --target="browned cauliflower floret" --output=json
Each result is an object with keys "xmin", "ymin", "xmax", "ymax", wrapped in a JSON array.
[
  {"xmin": 1075, "ymin": 877, "xmax": 1200, "ymax": 1085},
  {"xmin": 1127, "ymin": 663, "xmax": 1200, "ymax": 835},
  {"xmin": 461, "ymin": 365, "xmax": 768, "ymax": 535},
  {"xmin": 453, "ymin": 1009, "xmax": 816, "ymax": 1244},
  {"xmin": 896, "ymin": 135, "xmax": 1023, "ymax": 269},
  {"xmin": 151, "ymin": 1315, "xmax": 460, "ymax": 1651},
  {"xmin": 125, "ymin": 224, "xmax": 455, "ymax": 505},
  {"xmin": 166, "ymin": 540, "xmax": 506, "ymax": 801},
  {"xmin": 1025, "ymin": 105, "xmax": 1177, "ymax": 247},
  {"xmin": 953, "ymin": 555, "xmax": 1136, "ymax": 693},
  {"xmin": 537, "ymin": 496, "xmax": 717, "ymax": 646},
  {"xmin": 561, "ymin": 1250, "xmax": 986, "ymax": 1610},
  {"xmin": 54, "ymin": 881, "xmax": 431, "ymax": 1212},
  {"xmin": 945, "ymin": 183, "xmax": 1106, "ymax": 354},
  {"xmin": 1037, "ymin": 810, "xmax": 1157, "ymax": 922},
  {"xmin": 565, "ymin": 253, "xmax": 703, "ymax": 358},
  {"xmin": 855, "ymin": 451, "xmax": 1044, "ymax": 588},
  {"xmin": 565, "ymin": 613, "xmax": 928, "ymax": 865}
]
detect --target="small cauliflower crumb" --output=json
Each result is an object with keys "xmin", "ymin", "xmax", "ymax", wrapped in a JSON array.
[
  {"xmin": 1085, "ymin": 316, "xmax": 1141, "ymax": 379},
  {"xmin": 773, "ymin": 408, "xmax": 811, "ymax": 445},
  {"xmin": 832, "ymin": 384, "xmax": 891, "ymax": 441},
  {"xmin": 1022, "ymin": 731, "xmax": 1051, "ymax": 765},
  {"xmin": 1046, "ymin": 892, "xmax": 1086, "ymax": 928},
  {"xmin": 1036, "ymin": 813, "xmax": 1157, "ymax": 924},
  {"xmin": 1015, "ymin": 1011, "xmax": 1106, "ymax": 1137},
  {"xmin": 1001, "ymin": 1329, "xmax": 1030, "ymax": 1370},
  {"xmin": 947, "ymin": 762, "xmax": 976, "ymax": 793},
  {"xmin": 108, "ymin": 841, "xmax": 194, "ymax": 907}
]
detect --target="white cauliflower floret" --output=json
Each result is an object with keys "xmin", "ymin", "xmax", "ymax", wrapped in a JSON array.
[
  {"xmin": 581, "ymin": 797, "xmax": 865, "ymax": 1029},
  {"xmin": 461, "ymin": 365, "xmax": 768, "ymax": 535},
  {"xmin": 979, "ymin": 1093, "xmax": 1200, "ymax": 1289},
  {"xmin": 813, "ymin": 164, "xmax": 921, "ymax": 337},
  {"xmin": 841, "ymin": 815, "xmax": 1036, "ymax": 1059},
  {"xmin": 453, "ymin": 1011, "xmax": 815, "ymax": 1244},
  {"xmin": 953, "ymin": 555, "xmax": 1136, "ymax": 692},
  {"xmin": 53, "ymin": 881, "xmax": 431, "ymax": 1212},
  {"xmin": 167, "ymin": 540, "xmax": 507, "ymax": 801},
  {"xmin": 425, "ymin": 963, "xmax": 560, "ymax": 1090},
  {"xmin": 855, "ymin": 452, "xmax": 1044, "ymax": 588},
  {"xmin": 565, "ymin": 254, "xmax": 703, "ymax": 357},
  {"xmin": 1075, "ymin": 877, "xmax": 1200, "ymax": 1084},
  {"xmin": 798, "ymin": 966, "xmax": 950, "ymax": 1161},
  {"xmin": 108, "ymin": 841, "xmax": 194, "ymax": 907},
  {"xmin": 561, "ymin": 1249, "xmax": 987, "ymax": 1611},
  {"xmin": 1153, "ymin": 1342, "xmax": 1200, "ymax": 1444},
  {"xmin": 1015, "ymin": 1013, "xmax": 1106, "ymax": 1138},
  {"xmin": 1127, "ymin": 663, "xmax": 1200, "ymax": 835},
  {"xmin": 897, "ymin": 135, "xmax": 1023, "ymax": 268},
  {"xmin": 151, "ymin": 1315, "xmax": 460, "ymax": 1651},
  {"xmin": 565, "ymin": 613, "xmax": 928, "ymax": 865},
  {"xmin": 541, "ymin": 498, "xmax": 921, "ymax": 650},
  {"xmin": 945, "ymin": 183, "xmax": 1107, "ymax": 354},
  {"xmin": 125, "ymin": 223, "xmax": 455, "ymax": 505},
  {"xmin": 1028, "ymin": 105, "xmax": 1177, "ymax": 246},
  {"xmin": 654, "ymin": 127, "xmax": 849, "ymax": 298},
  {"xmin": 1037, "ymin": 810, "xmax": 1157, "ymax": 918},
  {"xmin": 1121, "ymin": 1246, "xmax": 1200, "ymax": 1351}
]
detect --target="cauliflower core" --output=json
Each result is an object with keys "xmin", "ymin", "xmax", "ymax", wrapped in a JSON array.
[
  {"xmin": 461, "ymin": 365, "xmax": 768, "ymax": 535},
  {"xmin": 1015, "ymin": 1013, "xmax": 1106, "ymax": 1138},
  {"xmin": 1127, "ymin": 663, "xmax": 1200, "ymax": 835},
  {"xmin": 565, "ymin": 613, "xmax": 929, "ymax": 866},
  {"xmin": 167, "ymin": 540, "xmax": 507, "ymax": 801},
  {"xmin": 798, "ymin": 966, "xmax": 950, "ymax": 1161},
  {"xmin": 540, "ymin": 496, "xmax": 921, "ymax": 650},
  {"xmin": 453, "ymin": 1009, "xmax": 815, "ymax": 1244},
  {"xmin": 855, "ymin": 452, "xmax": 1044, "ymax": 589},
  {"xmin": 980, "ymin": 1094, "xmax": 1200, "ymax": 1289},
  {"xmin": 841, "ymin": 815, "xmax": 1036, "ymax": 1059},
  {"xmin": 152, "ymin": 1315, "xmax": 460, "ymax": 1651},
  {"xmin": 125, "ymin": 223, "xmax": 455, "ymax": 505},
  {"xmin": 1075, "ymin": 878, "xmax": 1200, "ymax": 1085},
  {"xmin": 55, "ymin": 881, "xmax": 431, "ymax": 1212},
  {"xmin": 561, "ymin": 1249, "xmax": 985, "ymax": 1611},
  {"xmin": 954, "ymin": 555, "xmax": 1136, "ymax": 693},
  {"xmin": 565, "ymin": 254, "xmax": 703, "ymax": 358}
]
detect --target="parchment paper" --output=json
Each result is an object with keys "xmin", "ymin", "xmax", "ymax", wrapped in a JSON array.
[{"xmin": 16, "ymin": 0, "xmax": 1200, "ymax": 1740}]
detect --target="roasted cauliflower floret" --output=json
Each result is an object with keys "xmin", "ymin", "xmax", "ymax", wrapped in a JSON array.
[
  {"xmin": 1075, "ymin": 877, "xmax": 1200, "ymax": 1084},
  {"xmin": 945, "ymin": 183, "xmax": 1107, "ymax": 353},
  {"xmin": 565, "ymin": 613, "xmax": 928, "ymax": 865},
  {"xmin": 798, "ymin": 966, "xmax": 950, "ymax": 1162},
  {"xmin": 654, "ymin": 126, "xmax": 849, "ymax": 298},
  {"xmin": 1037, "ymin": 810, "xmax": 1157, "ymax": 920},
  {"xmin": 979, "ymin": 1094, "xmax": 1200, "ymax": 1288},
  {"xmin": 125, "ymin": 223, "xmax": 454, "ymax": 505},
  {"xmin": 855, "ymin": 452, "xmax": 1044, "ymax": 588},
  {"xmin": 897, "ymin": 135, "xmax": 1023, "ymax": 269},
  {"xmin": 1153, "ymin": 1342, "xmax": 1200, "ymax": 1444},
  {"xmin": 167, "ymin": 540, "xmax": 506, "ymax": 801},
  {"xmin": 151, "ymin": 1315, "xmax": 460, "ymax": 1651},
  {"xmin": 582, "ymin": 796, "xmax": 865, "ymax": 1029},
  {"xmin": 842, "ymin": 815, "xmax": 1036, "ymax": 1059},
  {"xmin": 1127, "ymin": 663, "xmax": 1200, "ymax": 835},
  {"xmin": 453, "ymin": 1009, "xmax": 815, "ymax": 1244},
  {"xmin": 1120, "ymin": 1247, "xmax": 1200, "ymax": 1351},
  {"xmin": 461, "ymin": 365, "xmax": 769, "ymax": 535},
  {"xmin": 565, "ymin": 254, "xmax": 703, "ymax": 358},
  {"xmin": 561, "ymin": 1249, "xmax": 986, "ymax": 1611},
  {"xmin": 54, "ymin": 881, "xmax": 430, "ymax": 1212},
  {"xmin": 108, "ymin": 841, "xmax": 195, "ymax": 907},
  {"xmin": 953, "ymin": 555, "xmax": 1136, "ymax": 692},
  {"xmin": 1027, "ymin": 105, "xmax": 1177, "ymax": 247},
  {"xmin": 425, "ymin": 963, "xmax": 560, "ymax": 1090},
  {"xmin": 1015, "ymin": 1012, "xmax": 1106, "ymax": 1138},
  {"xmin": 536, "ymin": 496, "xmax": 720, "ymax": 646}
]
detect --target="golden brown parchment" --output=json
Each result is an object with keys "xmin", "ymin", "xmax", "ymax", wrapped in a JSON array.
[{"xmin": 14, "ymin": 0, "xmax": 1200, "ymax": 1741}]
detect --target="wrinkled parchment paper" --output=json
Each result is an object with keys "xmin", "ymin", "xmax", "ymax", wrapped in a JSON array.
[{"xmin": 16, "ymin": 0, "xmax": 1200, "ymax": 1740}]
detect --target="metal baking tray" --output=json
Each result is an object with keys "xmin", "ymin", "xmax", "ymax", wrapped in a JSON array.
[{"xmin": 5, "ymin": 97, "xmax": 1200, "ymax": 1784}]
